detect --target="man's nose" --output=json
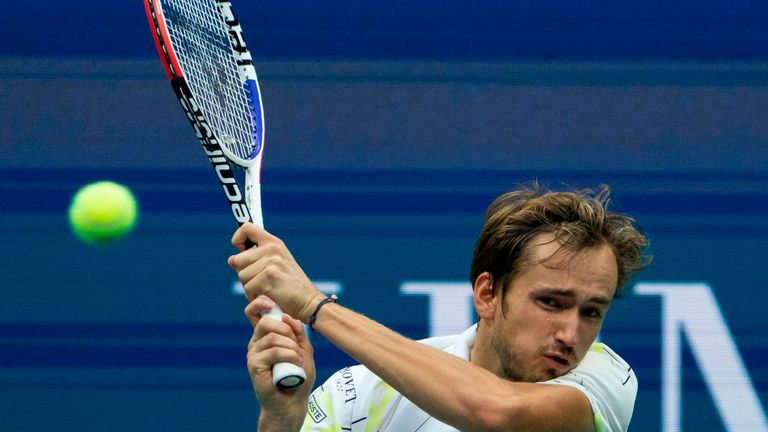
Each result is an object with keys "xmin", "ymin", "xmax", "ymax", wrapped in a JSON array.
[{"xmin": 554, "ymin": 309, "xmax": 581, "ymax": 348}]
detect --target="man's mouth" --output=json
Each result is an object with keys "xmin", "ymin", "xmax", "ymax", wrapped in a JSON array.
[{"xmin": 544, "ymin": 353, "xmax": 572, "ymax": 368}]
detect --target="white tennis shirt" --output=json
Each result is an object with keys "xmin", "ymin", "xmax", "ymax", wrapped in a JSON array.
[{"xmin": 301, "ymin": 325, "xmax": 637, "ymax": 432}]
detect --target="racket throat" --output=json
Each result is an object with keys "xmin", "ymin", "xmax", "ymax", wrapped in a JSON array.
[
  {"xmin": 202, "ymin": 146, "xmax": 251, "ymax": 224},
  {"xmin": 245, "ymin": 172, "xmax": 264, "ymax": 228}
]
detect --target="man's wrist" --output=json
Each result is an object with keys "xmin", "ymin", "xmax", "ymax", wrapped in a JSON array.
[
  {"xmin": 258, "ymin": 407, "xmax": 305, "ymax": 432},
  {"xmin": 300, "ymin": 292, "xmax": 334, "ymax": 323},
  {"xmin": 309, "ymin": 294, "xmax": 338, "ymax": 331}
]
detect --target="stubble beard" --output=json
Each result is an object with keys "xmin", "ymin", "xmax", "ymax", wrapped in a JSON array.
[
  {"xmin": 491, "ymin": 325, "xmax": 529, "ymax": 382},
  {"xmin": 491, "ymin": 326, "xmax": 556, "ymax": 383}
]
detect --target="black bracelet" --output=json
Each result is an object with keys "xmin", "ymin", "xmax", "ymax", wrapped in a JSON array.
[{"xmin": 309, "ymin": 294, "xmax": 338, "ymax": 331}]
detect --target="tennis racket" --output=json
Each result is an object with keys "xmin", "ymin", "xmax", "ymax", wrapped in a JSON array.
[{"xmin": 145, "ymin": 0, "xmax": 306, "ymax": 390}]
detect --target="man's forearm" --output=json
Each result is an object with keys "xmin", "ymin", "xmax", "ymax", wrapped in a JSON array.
[{"xmin": 311, "ymin": 302, "xmax": 522, "ymax": 431}]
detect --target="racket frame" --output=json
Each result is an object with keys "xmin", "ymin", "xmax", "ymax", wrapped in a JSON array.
[{"xmin": 145, "ymin": 0, "xmax": 304, "ymax": 389}]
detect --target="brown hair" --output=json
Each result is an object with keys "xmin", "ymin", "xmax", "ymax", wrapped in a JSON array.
[{"xmin": 469, "ymin": 183, "xmax": 651, "ymax": 299}]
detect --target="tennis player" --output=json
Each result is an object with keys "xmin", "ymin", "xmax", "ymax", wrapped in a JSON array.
[{"xmin": 229, "ymin": 184, "xmax": 651, "ymax": 431}]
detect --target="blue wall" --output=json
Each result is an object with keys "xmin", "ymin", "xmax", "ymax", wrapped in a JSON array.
[{"xmin": 1, "ymin": 1, "xmax": 766, "ymax": 431}]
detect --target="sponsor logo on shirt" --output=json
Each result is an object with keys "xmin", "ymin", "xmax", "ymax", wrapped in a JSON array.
[
  {"xmin": 335, "ymin": 367, "xmax": 357, "ymax": 404},
  {"xmin": 308, "ymin": 394, "xmax": 327, "ymax": 423}
]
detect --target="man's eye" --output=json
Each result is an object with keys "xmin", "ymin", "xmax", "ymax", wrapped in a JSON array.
[
  {"xmin": 539, "ymin": 297, "xmax": 559, "ymax": 308},
  {"xmin": 583, "ymin": 307, "xmax": 602, "ymax": 318}
]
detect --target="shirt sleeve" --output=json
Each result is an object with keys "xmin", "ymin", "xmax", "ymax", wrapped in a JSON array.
[{"xmin": 542, "ymin": 343, "xmax": 638, "ymax": 432}]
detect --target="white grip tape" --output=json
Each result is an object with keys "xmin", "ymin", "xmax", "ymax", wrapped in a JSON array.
[{"xmin": 262, "ymin": 306, "xmax": 307, "ymax": 389}]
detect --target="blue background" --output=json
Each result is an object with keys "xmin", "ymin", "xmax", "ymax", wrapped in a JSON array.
[{"xmin": 1, "ymin": 1, "xmax": 766, "ymax": 430}]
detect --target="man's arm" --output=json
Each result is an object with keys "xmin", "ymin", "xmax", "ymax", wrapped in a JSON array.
[
  {"xmin": 231, "ymin": 223, "xmax": 596, "ymax": 432},
  {"xmin": 231, "ymin": 259, "xmax": 317, "ymax": 431},
  {"xmin": 310, "ymin": 301, "xmax": 595, "ymax": 432}
]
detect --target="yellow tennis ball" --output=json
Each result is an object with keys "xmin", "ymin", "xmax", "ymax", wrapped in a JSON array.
[{"xmin": 68, "ymin": 181, "xmax": 139, "ymax": 244}]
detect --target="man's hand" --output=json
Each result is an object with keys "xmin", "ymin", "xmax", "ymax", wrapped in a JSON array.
[
  {"xmin": 228, "ymin": 222, "xmax": 326, "ymax": 322},
  {"xmin": 244, "ymin": 296, "xmax": 316, "ymax": 430}
]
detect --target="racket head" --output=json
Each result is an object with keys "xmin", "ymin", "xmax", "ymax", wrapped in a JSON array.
[
  {"xmin": 145, "ymin": 0, "xmax": 266, "ymax": 224},
  {"xmin": 145, "ymin": 0, "xmax": 265, "ymax": 170}
]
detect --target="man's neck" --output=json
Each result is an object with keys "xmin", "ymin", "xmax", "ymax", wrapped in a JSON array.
[{"xmin": 469, "ymin": 320, "xmax": 502, "ymax": 377}]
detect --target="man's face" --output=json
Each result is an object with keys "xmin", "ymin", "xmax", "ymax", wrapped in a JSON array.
[{"xmin": 489, "ymin": 233, "xmax": 618, "ymax": 382}]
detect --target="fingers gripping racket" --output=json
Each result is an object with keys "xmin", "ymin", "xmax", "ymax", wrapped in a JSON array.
[{"xmin": 145, "ymin": 0, "xmax": 306, "ymax": 389}]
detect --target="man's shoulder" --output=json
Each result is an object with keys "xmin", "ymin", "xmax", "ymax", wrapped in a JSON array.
[
  {"xmin": 418, "ymin": 325, "xmax": 477, "ymax": 356},
  {"xmin": 417, "ymin": 333, "xmax": 462, "ymax": 350},
  {"xmin": 552, "ymin": 342, "xmax": 638, "ymax": 432},
  {"xmin": 581, "ymin": 342, "xmax": 633, "ymax": 374}
]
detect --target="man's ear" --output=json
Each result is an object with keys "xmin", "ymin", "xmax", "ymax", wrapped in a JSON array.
[{"xmin": 473, "ymin": 272, "xmax": 497, "ymax": 321}]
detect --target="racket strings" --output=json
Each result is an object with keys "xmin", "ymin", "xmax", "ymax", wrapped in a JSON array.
[{"xmin": 163, "ymin": 0, "xmax": 259, "ymax": 160}]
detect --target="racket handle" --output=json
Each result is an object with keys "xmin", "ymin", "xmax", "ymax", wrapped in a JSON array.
[{"xmin": 262, "ymin": 306, "xmax": 307, "ymax": 389}]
